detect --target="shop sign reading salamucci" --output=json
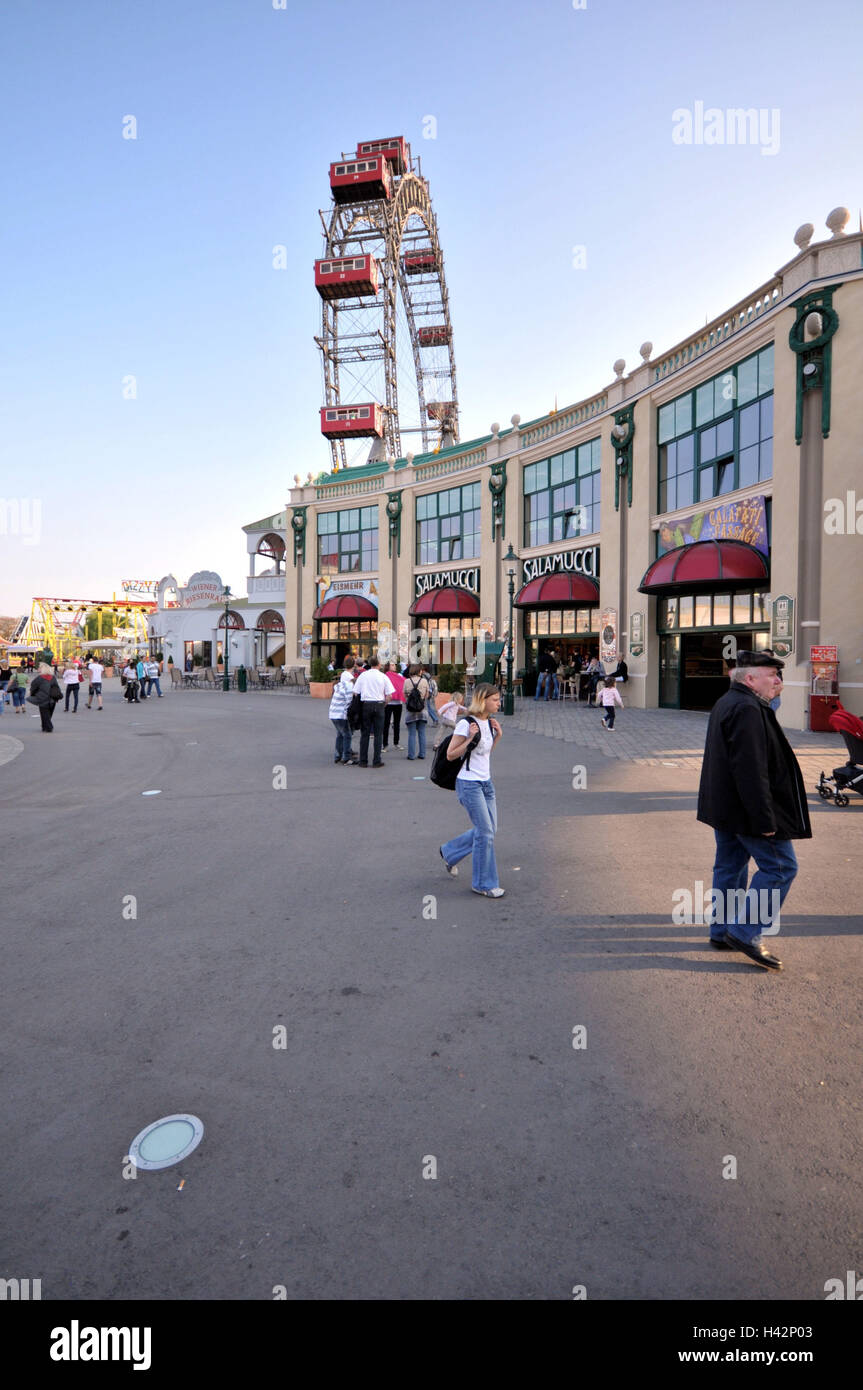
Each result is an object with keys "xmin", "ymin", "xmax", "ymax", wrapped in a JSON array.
[
  {"xmin": 521, "ymin": 547, "xmax": 599, "ymax": 583},
  {"xmin": 414, "ymin": 566, "xmax": 480, "ymax": 598}
]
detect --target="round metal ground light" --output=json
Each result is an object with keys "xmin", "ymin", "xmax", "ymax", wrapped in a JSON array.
[{"xmin": 128, "ymin": 1114, "xmax": 204, "ymax": 1171}]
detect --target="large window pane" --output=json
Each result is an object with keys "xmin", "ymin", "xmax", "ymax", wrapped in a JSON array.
[
  {"xmin": 677, "ymin": 433, "xmax": 694, "ymax": 470},
  {"xmin": 739, "ymin": 402, "xmax": 759, "ymax": 449},
  {"xmin": 660, "ymin": 443, "xmax": 673, "ymax": 481},
  {"xmin": 716, "ymin": 460, "xmax": 734, "ymax": 494},
  {"xmin": 550, "ymin": 454, "xmax": 564, "ymax": 486},
  {"xmin": 736, "ymin": 355, "xmax": 759, "ymax": 406},
  {"xmin": 674, "ymin": 396, "xmax": 693, "ymax": 435},
  {"xmin": 658, "ymin": 403, "xmax": 675, "ymax": 444},
  {"xmin": 738, "ymin": 444, "xmax": 759, "ymax": 488},
  {"xmin": 758, "ymin": 439, "xmax": 773, "ymax": 481},
  {"xmin": 678, "ymin": 596, "xmax": 693, "ymax": 628},
  {"xmin": 713, "ymin": 594, "xmax": 730, "ymax": 626},
  {"xmin": 760, "ymin": 395, "xmax": 773, "ymax": 440},
  {"xmin": 696, "ymin": 382, "xmax": 714, "ymax": 426},
  {"xmin": 716, "ymin": 417, "xmax": 734, "ymax": 456},
  {"xmin": 562, "ymin": 449, "xmax": 576, "ymax": 481},
  {"xmin": 700, "ymin": 426, "xmax": 717, "ymax": 463},
  {"xmin": 677, "ymin": 470, "xmax": 694, "ymax": 507},
  {"xmin": 733, "ymin": 593, "xmax": 752, "ymax": 623},
  {"xmin": 697, "ymin": 467, "xmax": 714, "ymax": 502},
  {"xmin": 695, "ymin": 595, "xmax": 712, "ymax": 626},
  {"xmin": 663, "ymin": 597, "xmax": 678, "ymax": 629},
  {"xmin": 758, "ymin": 346, "xmax": 774, "ymax": 396}
]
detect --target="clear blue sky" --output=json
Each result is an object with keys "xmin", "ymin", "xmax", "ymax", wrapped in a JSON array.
[{"xmin": 1, "ymin": 0, "xmax": 860, "ymax": 614}]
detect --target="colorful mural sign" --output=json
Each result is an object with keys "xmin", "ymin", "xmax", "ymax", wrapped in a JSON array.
[
  {"xmin": 657, "ymin": 495, "xmax": 769, "ymax": 557},
  {"xmin": 600, "ymin": 608, "xmax": 617, "ymax": 666}
]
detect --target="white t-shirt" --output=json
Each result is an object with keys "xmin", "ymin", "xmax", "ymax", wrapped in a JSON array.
[
  {"xmin": 354, "ymin": 668, "xmax": 396, "ymax": 702},
  {"xmin": 63, "ymin": 668, "xmax": 80, "ymax": 685},
  {"xmin": 88, "ymin": 662, "xmax": 104, "ymax": 682},
  {"xmin": 454, "ymin": 717, "xmax": 494, "ymax": 781}
]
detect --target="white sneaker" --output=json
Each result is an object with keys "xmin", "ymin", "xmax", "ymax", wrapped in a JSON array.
[{"xmin": 472, "ymin": 887, "xmax": 505, "ymax": 898}]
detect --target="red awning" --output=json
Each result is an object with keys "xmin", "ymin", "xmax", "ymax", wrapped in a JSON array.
[
  {"xmin": 313, "ymin": 595, "xmax": 378, "ymax": 620},
  {"xmin": 409, "ymin": 587, "xmax": 480, "ymax": 617},
  {"xmin": 514, "ymin": 573, "xmax": 599, "ymax": 607},
  {"xmin": 638, "ymin": 539, "xmax": 769, "ymax": 594}
]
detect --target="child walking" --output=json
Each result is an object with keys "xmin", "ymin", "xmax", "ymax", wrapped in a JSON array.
[{"xmin": 599, "ymin": 675, "xmax": 624, "ymax": 729}]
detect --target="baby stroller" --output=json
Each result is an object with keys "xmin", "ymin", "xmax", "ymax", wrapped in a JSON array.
[{"xmin": 815, "ymin": 703, "xmax": 863, "ymax": 807}]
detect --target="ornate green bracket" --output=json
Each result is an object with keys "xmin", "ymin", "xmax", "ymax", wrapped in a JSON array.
[
  {"xmin": 290, "ymin": 507, "xmax": 307, "ymax": 566},
  {"xmin": 611, "ymin": 406, "xmax": 635, "ymax": 511},
  {"xmin": 488, "ymin": 460, "xmax": 507, "ymax": 539},
  {"xmin": 789, "ymin": 286, "xmax": 840, "ymax": 443},
  {"xmin": 386, "ymin": 491, "xmax": 402, "ymax": 558}
]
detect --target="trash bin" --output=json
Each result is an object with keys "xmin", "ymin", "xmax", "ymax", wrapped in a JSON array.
[{"xmin": 237, "ymin": 665, "xmax": 247, "ymax": 692}]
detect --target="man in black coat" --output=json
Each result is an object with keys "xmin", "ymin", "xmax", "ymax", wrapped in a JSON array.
[{"xmin": 697, "ymin": 650, "xmax": 811, "ymax": 971}]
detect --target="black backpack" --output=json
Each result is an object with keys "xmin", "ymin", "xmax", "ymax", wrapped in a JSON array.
[
  {"xmin": 405, "ymin": 677, "xmax": 425, "ymax": 714},
  {"xmin": 429, "ymin": 717, "xmax": 481, "ymax": 790},
  {"xmin": 347, "ymin": 691, "xmax": 363, "ymax": 730}
]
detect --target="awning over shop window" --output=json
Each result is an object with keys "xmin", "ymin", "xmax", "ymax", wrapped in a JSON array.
[
  {"xmin": 313, "ymin": 595, "xmax": 378, "ymax": 620},
  {"xmin": 409, "ymin": 587, "xmax": 481, "ymax": 617},
  {"xmin": 638, "ymin": 539, "xmax": 769, "ymax": 595},
  {"xmin": 514, "ymin": 573, "xmax": 599, "ymax": 607}
]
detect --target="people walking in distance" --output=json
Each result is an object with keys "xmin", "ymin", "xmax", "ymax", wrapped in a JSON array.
[
  {"xmin": 10, "ymin": 665, "xmax": 29, "ymax": 713},
  {"xmin": 28, "ymin": 663, "xmax": 63, "ymax": 732},
  {"xmin": 354, "ymin": 655, "xmax": 395, "ymax": 767},
  {"xmin": 122, "ymin": 662, "xmax": 140, "ymax": 703},
  {"xmin": 86, "ymin": 658, "xmax": 104, "ymax": 709},
  {"xmin": 62, "ymin": 662, "xmax": 81, "ymax": 712},
  {"xmin": 145, "ymin": 657, "xmax": 163, "ymax": 697},
  {"xmin": 697, "ymin": 650, "xmax": 811, "ymax": 972},
  {"xmin": 403, "ymin": 664, "xmax": 431, "ymax": 759},
  {"xmin": 440, "ymin": 684, "xmax": 505, "ymax": 898},
  {"xmin": 382, "ymin": 661, "xmax": 405, "ymax": 751},
  {"xmin": 599, "ymin": 675, "xmax": 624, "ymax": 729},
  {"xmin": 136, "ymin": 656, "xmax": 148, "ymax": 698},
  {"xmin": 534, "ymin": 647, "xmax": 558, "ymax": 701},
  {"xmin": 423, "ymin": 666, "xmax": 440, "ymax": 727},
  {"xmin": 0, "ymin": 657, "xmax": 11, "ymax": 714},
  {"xmin": 328, "ymin": 654, "xmax": 357, "ymax": 764}
]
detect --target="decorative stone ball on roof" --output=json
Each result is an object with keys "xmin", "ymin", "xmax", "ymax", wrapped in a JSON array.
[
  {"xmin": 793, "ymin": 223, "xmax": 814, "ymax": 251},
  {"xmin": 826, "ymin": 207, "xmax": 849, "ymax": 238},
  {"xmin": 639, "ymin": 342, "xmax": 653, "ymax": 362},
  {"xmin": 613, "ymin": 359, "xmax": 626, "ymax": 379}
]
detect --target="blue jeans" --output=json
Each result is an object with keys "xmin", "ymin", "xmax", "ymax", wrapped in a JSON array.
[
  {"xmin": 710, "ymin": 829, "xmax": 798, "ymax": 944},
  {"xmin": 331, "ymin": 718, "xmax": 352, "ymax": 760},
  {"xmin": 535, "ymin": 672, "xmax": 559, "ymax": 700},
  {"xmin": 407, "ymin": 719, "xmax": 427, "ymax": 758},
  {"xmin": 441, "ymin": 779, "xmax": 499, "ymax": 892}
]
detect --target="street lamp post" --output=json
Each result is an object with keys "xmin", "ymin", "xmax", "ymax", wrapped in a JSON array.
[
  {"xmin": 503, "ymin": 543, "xmax": 517, "ymax": 716},
  {"xmin": 222, "ymin": 586, "xmax": 232, "ymax": 692}
]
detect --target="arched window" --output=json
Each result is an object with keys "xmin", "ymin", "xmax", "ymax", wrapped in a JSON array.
[
  {"xmin": 218, "ymin": 610, "xmax": 245, "ymax": 630},
  {"xmin": 257, "ymin": 609, "xmax": 285, "ymax": 633},
  {"xmin": 257, "ymin": 533, "xmax": 286, "ymax": 575}
]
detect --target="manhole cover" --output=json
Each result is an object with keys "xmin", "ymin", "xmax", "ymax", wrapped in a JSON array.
[{"xmin": 128, "ymin": 1114, "xmax": 204, "ymax": 1171}]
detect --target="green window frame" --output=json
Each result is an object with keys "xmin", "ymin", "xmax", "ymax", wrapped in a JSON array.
[
  {"xmin": 317, "ymin": 505, "xmax": 379, "ymax": 575},
  {"xmin": 415, "ymin": 482, "xmax": 481, "ymax": 565},
  {"xmin": 523, "ymin": 438, "xmax": 601, "ymax": 547},
  {"xmin": 657, "ymin": 345, "xmax": 773, "ymax": 512}
]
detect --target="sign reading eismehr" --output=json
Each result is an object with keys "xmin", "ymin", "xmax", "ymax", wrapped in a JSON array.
[
  {"xmin": 521, "ymin": 546, "xmax": 599, "ymax": 582},
  {"xmin": 414, "ymin": 566, "xmax": 480, "ymax": 598}
]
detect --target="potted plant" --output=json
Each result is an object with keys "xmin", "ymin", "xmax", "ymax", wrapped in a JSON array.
[{"xmin": 308, "ymin": 656, "xmax": 336, "ymax": 699}]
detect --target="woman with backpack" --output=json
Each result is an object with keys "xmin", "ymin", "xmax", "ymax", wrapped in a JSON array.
[
  {"xmin": 403, "ymin": 663, "xmax": 430, "ymax": 760},
  {"xmin": 439, "ymin": 683, "xmax": 504, "ymax": 898}
]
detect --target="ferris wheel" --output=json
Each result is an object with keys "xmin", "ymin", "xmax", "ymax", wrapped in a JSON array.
[{"xmin": 315, "ymin": 136, "xmax": 459, "ymax": 471}]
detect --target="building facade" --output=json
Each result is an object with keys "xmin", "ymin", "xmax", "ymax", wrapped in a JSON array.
[
  {"xmin": 149, "ymin": 513, "xmax": 287, "ymax": 671},
  {"xmin": 285, "ymin": 215, "xmax": 863, "ymax": 729}
]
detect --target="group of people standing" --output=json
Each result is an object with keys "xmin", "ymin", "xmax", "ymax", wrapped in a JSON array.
[
  {"xmin": 534, "ymin": 648, "xmax": 628, "ymax": 703},
  {"xmin": 121, "ymin": 658, "xmax": 163, "ymax": 703}
]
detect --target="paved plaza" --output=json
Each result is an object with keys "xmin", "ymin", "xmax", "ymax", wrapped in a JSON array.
[{"xmin": 1, "ymin": 684, "xmax": 861, "ymax": 1300}]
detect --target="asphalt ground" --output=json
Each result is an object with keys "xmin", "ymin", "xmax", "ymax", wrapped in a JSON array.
[{"xmin": 1, "ymin": 685, "xmax": 861, "ymax": 1301}]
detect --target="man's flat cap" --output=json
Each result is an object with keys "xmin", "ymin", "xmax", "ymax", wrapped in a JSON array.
[{"xmin": 737, "ymin": 649, "xmax": 785, "ymax": 671}]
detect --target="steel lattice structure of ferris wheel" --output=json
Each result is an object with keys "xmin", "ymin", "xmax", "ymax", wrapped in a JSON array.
[{"xmin": 315, "ymin": 137, "xmax": 459, "ymax": 470}]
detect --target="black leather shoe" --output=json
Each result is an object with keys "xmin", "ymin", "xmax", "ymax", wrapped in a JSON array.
[
  {"xmin": 709, "ymin": 938, "xmax": 733, "ymax": 949},
  {"xmin": 723, "ymin": 933, "xmax": 783, "ymax": 971}
]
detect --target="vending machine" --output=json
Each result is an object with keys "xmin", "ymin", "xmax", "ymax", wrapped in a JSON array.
[{"xmin": 809, "ymin": 645, "xmax": 840, "ymax": 731}]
